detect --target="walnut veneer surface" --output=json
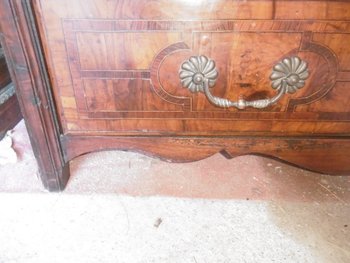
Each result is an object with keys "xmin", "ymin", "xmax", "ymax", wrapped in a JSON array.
[{"xmin": 0, "ymin": 0, "xmax": 349, "ymax": 191}]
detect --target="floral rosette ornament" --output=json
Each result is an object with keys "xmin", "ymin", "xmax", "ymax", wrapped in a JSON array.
[
  {"xmin": 270, "ymin": 56, "xmax": 309, "ymax": 94},
  {"xmin": 179, "ymin": 55, "xmax": 218, "ymax": 93}
]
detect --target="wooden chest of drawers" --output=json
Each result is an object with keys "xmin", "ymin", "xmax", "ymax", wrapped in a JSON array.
[{"xmin": 1, "ymin": 0, "xmax": 350, "ymax": 191}]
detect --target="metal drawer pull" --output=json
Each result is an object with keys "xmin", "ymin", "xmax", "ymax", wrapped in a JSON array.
[{"xmin": 179, "ymin": 56, "xmax": 309, "ymax": 109}]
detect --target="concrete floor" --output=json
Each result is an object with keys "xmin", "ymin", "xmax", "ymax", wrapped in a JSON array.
[{"xmin": 0, "ymin": 121, "xmax": 349, "ymax": 262}]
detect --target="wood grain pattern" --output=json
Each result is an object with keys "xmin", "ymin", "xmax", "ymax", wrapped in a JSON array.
[
  {"xmin": 0, "ymin": 0, "xmax": 349, "ymax": 191},
  {"xmin": 0, "ymin": 0, "xmax": 68, "ymax": 191},
  {"xmin": 62, "ymin": 135, "xmax": 350, "ymax": 176},
  {"xmin": 33, "ymin": 1, "xmax": 350, "ymax": 136}
]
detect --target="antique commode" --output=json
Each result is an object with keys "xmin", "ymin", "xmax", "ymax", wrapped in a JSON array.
[{"xmin": 0, "ymin": 0, "xmax": 350, "ymax": 191}]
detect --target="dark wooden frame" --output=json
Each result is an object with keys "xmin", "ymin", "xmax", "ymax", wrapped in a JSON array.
[
  {"xmin": 0, "ymin": 42, "xmax": 22, "ymax": 139},
  {"xmin": 0, "ymin": 0, "xmax": 69, "ymax": 190},
  {"xmin": 0, "ymin": 91, "xmax": 22, "ymax": 139},
  {"xmin": 0, "ymin": 0, "xmax": 349, "ymax": 191}
]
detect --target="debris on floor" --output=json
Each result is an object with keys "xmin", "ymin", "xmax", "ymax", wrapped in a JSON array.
[{"xmin": 153, "ymin": 218, "xmax": 163, "ymax": 228}]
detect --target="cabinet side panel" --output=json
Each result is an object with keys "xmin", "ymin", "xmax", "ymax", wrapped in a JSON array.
[{"xmin": 0, "ymin": 0, "xmax": 69, "ymax": 191}]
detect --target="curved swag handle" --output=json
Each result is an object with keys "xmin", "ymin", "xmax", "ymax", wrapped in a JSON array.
[{"xmin": 179, "ymin": 56, "xmax": 309, "ymax": 109}]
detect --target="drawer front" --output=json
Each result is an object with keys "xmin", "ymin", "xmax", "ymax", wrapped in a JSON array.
[{"xmin": 34, "ymin": 0, "xmax": 350, "ymax": 136}]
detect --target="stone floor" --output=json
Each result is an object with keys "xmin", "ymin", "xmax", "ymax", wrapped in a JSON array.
[{"xmin": 0, "ymin": 120, "xmax": 349, "ymax": 262}]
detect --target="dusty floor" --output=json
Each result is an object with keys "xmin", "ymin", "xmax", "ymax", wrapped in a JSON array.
[{"xmin": 0, "ymin": 121, "xmax": 349, "ymax": 262}]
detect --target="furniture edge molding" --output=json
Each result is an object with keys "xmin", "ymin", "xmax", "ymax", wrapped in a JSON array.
[
  {"xmin": 0, "ymin": 0, "xmax": 69, "ymax": 191},
  {"xmin": 62, "ymin": 135, "xmax": 350, "ymax": 176}
]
